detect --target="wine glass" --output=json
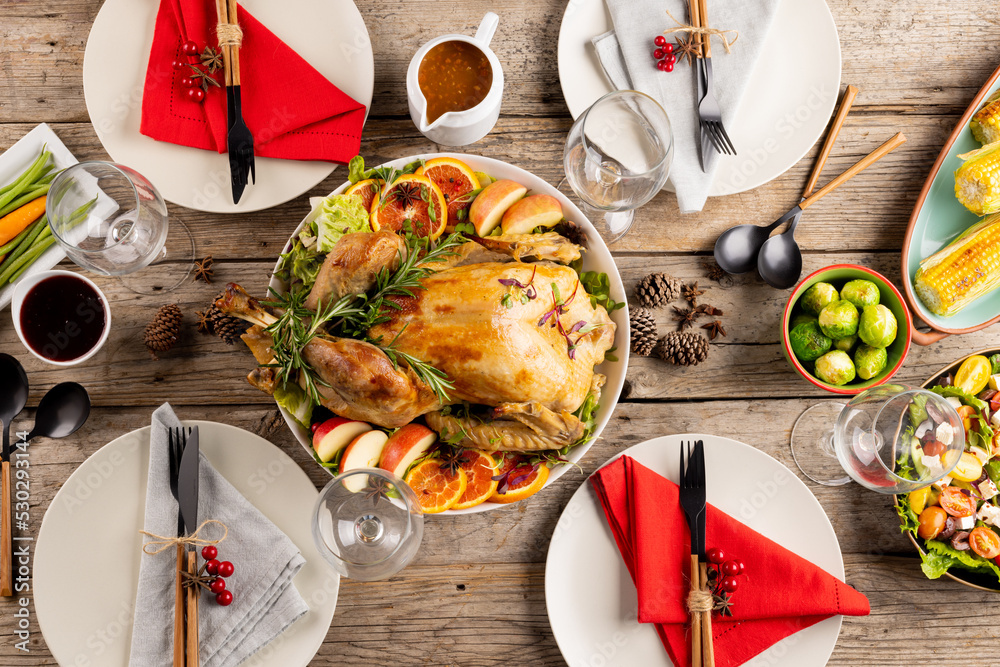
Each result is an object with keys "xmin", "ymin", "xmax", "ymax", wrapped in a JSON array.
[
  {"xmin": 790, "ymin": 385, "xmax": 965, "ymax": 493},
  {"xmin": 46, "ymin": 162, "xmax": 194, "ymax": 294},
  {"xmin": 311, "ymin": 468, "xmax": 423, "ymax": 581},
  {"xmin": 562, "ymin": 90, "xmax": 673, "ymax": 244}
]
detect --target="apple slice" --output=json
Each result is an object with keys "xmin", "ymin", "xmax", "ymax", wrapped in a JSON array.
[
  {"xmin": 469, "ymin": 179, "xmax": 527, "ymax": 236},
  {"xmin": 340, "ymin": 430, "xmax": 391, "ymax": 491},
  {"xmin": 500, "ymin": 194, "xmax": 564, "ymax": 235},
  {"xmin": 379, "ymin": 424, "xmax": 438, "ymax": 479},
  {"xmin": 312, "ymin": 417, "xmax": 372, "ymax": 463}
]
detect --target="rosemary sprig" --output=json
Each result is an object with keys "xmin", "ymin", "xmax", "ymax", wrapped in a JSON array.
[{"xmin": 380, "ymin": 324, "xmax": 455, "ymax": 402}]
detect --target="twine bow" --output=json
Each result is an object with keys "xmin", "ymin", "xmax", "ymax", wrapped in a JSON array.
[
  {"xmin": 140, "ymin": 519, "xmax": 228, "ymax": 555},
  {"xmin": 216, "ymin": 22, "xmax": 243, "ymax": 48},
  {"xmin": 663, "ymin": 9, "xmax": 739, "ymax": 54},
  {"xmin": 687, "ymin": 588, "xmax": 715, "ymax": 613}
]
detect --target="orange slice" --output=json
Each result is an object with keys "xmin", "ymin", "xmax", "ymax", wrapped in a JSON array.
[
  {"xmin": 369, "ymin": 174, "xmax": 448, "ymax": 240},
  {"xmin": 452, "ymin": 450, "xmax": 499, "ymax": 510},
  {"xmin": 344, "ymin": 178, "xmax": 382, "ymax": 213},
  {"xmin": 415, "ymin": 157, "xmax": 480, "ymax": 229},
  {"xmin": 405, "ymin": 458, "xmax": 468, "ymax": 513},
  {"xmin": 489, "ymin": 454, "xmax": 550, "ymax": 504}
]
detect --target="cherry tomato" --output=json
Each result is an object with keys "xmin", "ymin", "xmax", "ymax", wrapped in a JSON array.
[
  {"xmin": 720, "ymin": 576, "xmax": 739, "ymax": 592},
  {"xmin": 990, "ymin": 395, "xmax": 1000, "ymax": 414},
  {"xmin": 706, "ymin": 548, "xmax": 726, "ymax": 564},
  {"xmin": 917, "ymin": 506, "xmax": 948, "ymax": 539},
  {"xmin": 201, "ymin": 545, "xmax": 218, "ymax": 561},
  {"xmin": 210, "ymin": 577, "xmax": 227, "ymax": 594},
  {"xmin": 216, "ymin": 590, "xmax": 234, "ymax": 606},
  {"xmin": 217, "ymin": 561, "xmax": 235, "ymax": 578},
  {"xmin": 970, "ymin": 526, "xmax": 1000, "ymax": 559},
  {"xmin": 205, "ymin": 559, "xmax": 221, "ymax": 576},
  {"xmin": 922, "ymin": 439, "xmax": 945, "ymax": 457},
  {"xmin": 939, "ymin": 487, "xmax": 977, "ymax": 518}
]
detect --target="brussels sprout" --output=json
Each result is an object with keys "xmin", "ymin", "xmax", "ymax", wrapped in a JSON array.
[
  {"xmin": 833, "ymin": 334, "xmax": 858, "ymax": 352},
  {"xmin": 790, "ymin": 312, "xmax": 818, "ymax": 329},
  {"xmin": 789, "ymin": 322, "xmax": 832, "ymax": 362},
  {"xmin": 854, "ymin": 344, "xmax": 888, "ymax": 380},
  {"xmin": 858, "ymin": 304, "xmax": 897, "ymax": 348},
  {"xmin": 840, "ymin": 279, "xmax": 881, "ymax": 309},
  {"xmin": 814, "ymin": 350, "xmax": 857, "ymax": 386},
  {"xmin": 818, "ymin": 300, "xmax": 859, "ymax": 339},
  {"xmin": 800, "ymin": 282, "xmax": 840, "ymax": 315}
]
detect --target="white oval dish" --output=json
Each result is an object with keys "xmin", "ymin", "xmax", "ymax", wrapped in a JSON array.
[{"xmin": 268, "ymin": 152, "xmax": 629, "ymax": 515}]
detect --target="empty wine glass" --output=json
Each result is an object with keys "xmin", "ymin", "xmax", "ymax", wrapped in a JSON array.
[
  {"xmin": 312, "ymin": 468, "xmax": 423, "ymax": 581},
  {"xmin": 790, "ymin": 385, "xmax": 965, "ymax": 493},
  {"xmin": 46, "ymin": 162, "xmax": 194, "ymax": 294},
  {"xmin": 562, "ymin": 90, "xmax": 673, "ymax": 244}
]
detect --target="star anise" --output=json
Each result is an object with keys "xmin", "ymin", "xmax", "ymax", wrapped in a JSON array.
[
  {"xmin": 394, "ymin": 182, "xmax": 423, "ymax": 209},
  {"xmin": 193, "ymin": 255, "xmax": 214, "ymax": 283},
  {"xmin": 673, "ymin": 32, "xmax": 700, "ymax": 67},
  {"xmin": 362, "ymin": 477, "xmax": 393, "ymax": 507},
  {"xmin": 701, "ymin": 320, "xmax": 727, "ymax": 340},
  {"xmin": 713, "ymin": 592, "xmax": 734, "ymax": 617},
  {"xmin": 187, "ymin": 64, "xmax": 221, "ymax": 92},
  {"xmin": 437, "ymin": 446, "xmax": 467, "ymax": 477},
  {"xmin": 672, "ymin": 306, "xmax": 701, "ymax": 331},
  {"xmin": 696, "ymin": 304, "xmax": 724, "ymax": 317},
  {"xmin": 682, "ymin": 281, "xmax": 705, "ymax": 306},
  {"xmin": 701, "ymin": 260, "xmax": 732, "ymax": 285},
  {"xmin": 196, "ymin": 310, "xmax": 212, "ymax": 334},
  {"xmin": 200, "ymin": 47, "xmax": 223, "ymax": 74}
]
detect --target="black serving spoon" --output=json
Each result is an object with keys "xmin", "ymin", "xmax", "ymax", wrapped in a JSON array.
[
  {"xmin": 0, "ymin": 354, "xmax": 28, "ymax": 597},
  {"xmin": 24, "ymin": 382, "xmax": 91, "ymax": 442}
]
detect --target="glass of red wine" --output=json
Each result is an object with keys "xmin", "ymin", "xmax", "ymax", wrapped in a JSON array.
[{"xmin": 46, "ymin": 162, "xmax": 194, "ymax": 294}]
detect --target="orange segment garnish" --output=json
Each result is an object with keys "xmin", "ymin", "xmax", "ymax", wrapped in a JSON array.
[
  {"xmin": 344, "ymin": 178, "xmax": 383, "ymax": 212},
  {"xmin": 405, "ymin": 458, "xmax": 468, "ymax": 513},
  {"xmin": 369, "ymin": 174, "xmax": 448, "ymax": 240},
  {"xmin": 415, "ymin": 157, "xmax": 480, "ymax": 229},
  {"xmin": 452, "ymin": 450, "xmax": 499, "ymax": 510},
  {"xmin": 489, "ymin": 454, "xmax": 549, "ymax": 504}
]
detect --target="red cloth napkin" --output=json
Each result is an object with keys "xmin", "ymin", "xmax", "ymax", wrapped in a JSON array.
[
  {"xmin": 591, "ymin": 456, "xmax": 869, "ymax": 667},
  {"xmin": 140, "ymin": 0, "xmax": 366, "ymax": 162}
]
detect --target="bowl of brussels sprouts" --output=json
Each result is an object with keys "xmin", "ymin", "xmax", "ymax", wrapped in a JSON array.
[{"xmin": 782, "ymin": 265, "xmax": 912, "ymax": 394}]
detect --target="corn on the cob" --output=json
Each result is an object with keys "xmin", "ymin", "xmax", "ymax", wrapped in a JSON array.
[
  {"xmin": 972, "ymin": 91, "xmax": 1000, "ymax": 145},
  {"xmin": 955, "ymin": 142, "xmax": 1000, "ymax": 216},
  {"xmin": 915, "ymin": 213, "xmax": 1000, "ymax": 316}
]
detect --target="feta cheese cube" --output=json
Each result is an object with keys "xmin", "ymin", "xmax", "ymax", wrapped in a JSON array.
[
  {"xmin": 979, "ymin": 478, "xmax": 999, "ymax": 500},
  {"xmin": 991, "ymin": 411, "xmax": 1000, "ymax": 430},
  {"xmin": 946, "ymin": 396, "xmax": 964, "ymax": 409},
  {"xmin": 957, "ymin": 514, "xmax": 977, "ymax": 530},
  {"xmin": 978, "ymin": 501, "xmax": 1000, "ymax": 528},
  {"xmin": 989, "ymin": 374, "xmax": 1000, "ymax": 391},
  {"xmin": 921, "ymin": 454, "xmax": 945, "ymax": 479},
  {"xmin": 932, "ymin": 476, "xmax": 953, "ymax": 491},
  {"xmin": 971, "ymin": 446, "xmax": 992, "ymax": 466},
  {"xmin": 936, "ymin": 422, "xmax": 955, "ymax": 446}
]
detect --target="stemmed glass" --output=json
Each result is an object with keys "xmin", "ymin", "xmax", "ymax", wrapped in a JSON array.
[
  {"xmin": 562, "ymin": 90, "xmax": 673, "ymax": 244},
  {"xmin": 312, "ymin": 468, "xmax": 423, "ymax": 581},
  {"xmin": 790, "ymin": 384, "xmax": 965, "ymax": 493},
  {"xmin": 46, "ymin": 162, "xmax": 194, "ymax": 294}
]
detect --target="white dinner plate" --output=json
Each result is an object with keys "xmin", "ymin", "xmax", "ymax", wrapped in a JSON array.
[
  {"xmin": 82, "ymin": 0, "xmax": 374, "ymax": 213},
  {"xmin": 545, "ymin": 434, "xmax": 845, "ymax": 666},
  {"xmin": 0, "ymin": 123, "xmax": 77, "ymax": 310},
  {"xmin": 557, "ymin": 0, "xmax": 842, "ymax": 196},
  {"xmin": 34, "ymin": 420, "xmax": 339, "ymax": 667},
  {"xmin": 269, "ymin": 153, "xmax": 629, "ymax": 514}
]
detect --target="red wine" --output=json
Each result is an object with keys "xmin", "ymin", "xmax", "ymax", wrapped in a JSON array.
[{"xmin": 19, "ymin": 275, "xmax": 107, "ymax": 362}]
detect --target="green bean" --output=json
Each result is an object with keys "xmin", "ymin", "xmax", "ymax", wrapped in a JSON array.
[
  {"xmin": 0, "ymin": 219, "xmax": 39, "ymax": 257},
  {"xmin": 0, "ymin": 184, "xmax": 49, "ymax": 218},
  {"xmin": 0, "ymin": 150, "xmax": 51, "ymax": 211},
  {"xmin": 0, "ymin": 214, "xmax": 47, "ymax": 276},
  {"xmin": 0, "ymin": 237, "xmax": 54, "ymax": 286}
]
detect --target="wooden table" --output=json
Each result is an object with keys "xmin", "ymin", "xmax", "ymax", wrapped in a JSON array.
[{"xmin": 3, "ymin": 0, "xmax": 1000, "ymax": 664}]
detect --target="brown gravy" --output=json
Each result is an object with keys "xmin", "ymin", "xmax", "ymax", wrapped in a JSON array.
[{"xmin": 418, "ymin": 40, "xmax": 493, "ymax": 124}]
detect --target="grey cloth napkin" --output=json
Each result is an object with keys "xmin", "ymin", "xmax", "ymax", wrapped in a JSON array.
[
  {"xmin": 129, "ymin": 404, "xmax": 308, "ymax": 667},
  {"xmin": 593, "ymin": 0, "xmax": 781, "ymax": 213}
]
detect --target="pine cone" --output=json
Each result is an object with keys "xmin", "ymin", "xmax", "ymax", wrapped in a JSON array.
[
  {"xmin": 205, "ymin": 291, "xmax": 247, "ymax": 345},
  {"xmin": 144, "ymin": 304, "xmax": 182, "ymax": 360},
  {"xmin": 635, "ymin": 272, "xmax": 682, "ymax": 308},
  {"xmin": 630, "ymin": 307, "xmax": 658, "ymax": 357},
  {"xmin": 653, "ymin": 331, "xmax": 709, "ymax": 366}
]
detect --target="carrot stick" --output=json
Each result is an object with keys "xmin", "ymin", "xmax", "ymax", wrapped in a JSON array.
[
  {"xmin": 0, "ymin": 222, "xmax": 35, "ymax": 257},
  {"xmin": 0, "ymin": 185, "xmax": 49, "ymax": 219},
  {"xmin": 0, "ymin": 196, "xmax": 46, "ymax": 246},
  {"xmin": 0, "ymin": 216, "xmax": 46, "ymax": 276}
]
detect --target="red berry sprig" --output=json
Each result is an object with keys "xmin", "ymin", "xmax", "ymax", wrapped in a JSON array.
[
  {"xmin": 180, "ymin": 545, "xmax": 237, "ymax": 606},
  {"xmin": 651, "ymin": 35, "xmax": 676, "ymax": 73},
  {"xmin": 703, "ymin": 548, "xmax": 745, "ymax": 617}
]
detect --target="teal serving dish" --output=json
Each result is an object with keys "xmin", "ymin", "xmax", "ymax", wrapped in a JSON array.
[{"xmin": 902, "ymin": 63, "xmax": 1000, "ymax": 345}]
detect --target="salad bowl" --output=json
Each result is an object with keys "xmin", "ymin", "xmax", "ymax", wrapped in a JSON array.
[
  {"xmin": 893, "ymin": 347, "xmax": 1000, "ymax": 592},
  {"xmin": 267, "ymin": 153, "xmax": 629, "ymax": 514},
  {"xmin": 902, "ymin": 63, "xmax": 1000, "ymax": 345}
]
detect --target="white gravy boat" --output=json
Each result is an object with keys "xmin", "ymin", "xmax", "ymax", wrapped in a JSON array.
[{"xmin": 406, "ymin": 13, "xmax": 503, "ymax": 146}]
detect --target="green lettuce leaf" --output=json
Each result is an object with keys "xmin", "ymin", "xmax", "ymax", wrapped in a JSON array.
[
  {"xmin": 895, "ymin": 497, "xmax": 919, "ymax": 534},
  {"xmin": 315, "ymin": 194, "xmax": 371, "ymax": 253},
  {"xmin": 274, "ymin": 382, "xmax": 313, "ymax": 430},
  {"xmin": 579, "ymin": 271, "xmax": 625, "ymax": 314},
  {"xmin": 921, "ymin": 538, "xmax": 1000, "ymax": 581}
]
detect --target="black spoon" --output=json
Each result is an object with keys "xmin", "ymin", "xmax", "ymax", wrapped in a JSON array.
[
  {"xmin": 25, "ymin": 382, "xmax": 91, "ymax": 442},
  {"xmin": 0, "ymin": 354, "xmax": 28, "ymax": 597}
]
